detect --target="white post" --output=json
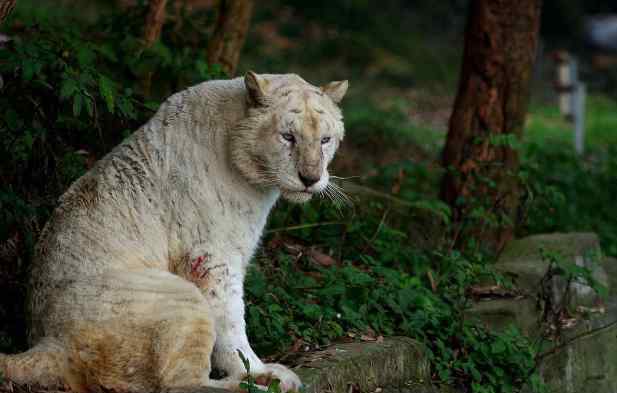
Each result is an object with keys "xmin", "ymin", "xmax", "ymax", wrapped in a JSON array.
[
  {"xmin": 557, "ymin": 59, "xmax": 573, "ymax": 117},
  {"xmin": 574, "ymin": 83, "xmax": 586, "ymax": 155},
  {"xmin": 553, "ymin": 52, "xmax": 585, "ymax": 155}
]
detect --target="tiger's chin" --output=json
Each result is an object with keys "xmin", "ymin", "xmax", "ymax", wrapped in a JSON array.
[{"xmin": 280, "ymin": 189, "xmax": 314, "ymax": 204}]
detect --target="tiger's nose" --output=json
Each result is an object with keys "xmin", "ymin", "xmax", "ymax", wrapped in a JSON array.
[{"xmin": 299, "ymin": 172, "xmax": 320, "ymax": 188}]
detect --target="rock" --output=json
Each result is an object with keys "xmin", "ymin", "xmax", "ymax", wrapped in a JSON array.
[
  {"xmin": 465, "ymin": 297, "xmax": 538, "ymax": 335},
  {"xmin": 294, "ymin": 337, "xmax": 430, "ymax": 393},
  {"xmin": 602, "ymin": 257, "xmax": 617, "ymax": 296},
  {"xmin": 465, "ymin": 233, "xmax": 617, "ymax": 393},
  {"xmin": 496, "ymin": 233, "xmax": 608, "ymax": 310},
  {"xmin": 537, "ymin": 297, "xmax": 617, "ymax": 393}
]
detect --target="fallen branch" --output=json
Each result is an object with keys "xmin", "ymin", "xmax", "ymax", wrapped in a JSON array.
[{"xmin": 536, "ymin": 318, "xmax": 617, "ymax": 361}]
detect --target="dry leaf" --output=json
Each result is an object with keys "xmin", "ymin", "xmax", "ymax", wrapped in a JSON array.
[
  {"xmin": 290, "ymin": 338, "xmax": 305, "ymax": 353},
  {"xmin": 391, "ymin": 168, "xmax": 405, "ymax": 195},
  {"xmin": 347, "ymin": 383, "xmax": 361, "ymax": 393},
  {"xmin": 427, "ymin": 270, "xmax": 437, "ymax": 292},
  {"xmin": 468, "ymin": 284, "xmax": 516, "ymax": 298},
  {"xmin": 307, "ymin": 248, "xmax": 337, "ymax": 267}
]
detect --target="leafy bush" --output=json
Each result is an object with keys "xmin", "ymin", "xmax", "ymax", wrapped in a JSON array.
[
  {"xmin": 521, "ymin": 134, "xmax": 617, "ymax": 257},
  {"xmin": 243, "ymin": 194, "xmax": 540, "ymax": 393}
]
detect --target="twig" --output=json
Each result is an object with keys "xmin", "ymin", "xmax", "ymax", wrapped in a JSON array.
[
  {"xmin": 266, "ymin": 221, "xmax": 346, "ymax": 234},
  {"xmin": 360, "ymin": 206, "xmax": 390, "ymax": 254},
  {"xmin": 536, "ymin": 318, "xmax": 617, "ymax": 361},
  {"xmin": 370, "ymin": 207, "xmax": 390, "ymax": 244},
  {"xmin": 341, "ymin": 181, "xmax": 416, "ymax": 209}
]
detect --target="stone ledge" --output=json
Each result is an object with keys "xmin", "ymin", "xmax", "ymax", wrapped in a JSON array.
[
  {"xmin": 0, "ymin": 338, "xmax": 431, "ymax": 393},
  {"xmin": 537, "ymin": 297, "xmax": 617, "ymax": 393},
  {"xmin": 294, "ymin": 337, "xmax": 429, "ymax": 393},
  {"xmin": 496, "ymin": 232, "xmax": 608, "ymax": 309}
]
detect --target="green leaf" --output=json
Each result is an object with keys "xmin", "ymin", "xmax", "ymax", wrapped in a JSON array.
[
  {"xmin": 22, "ymin": 131, "xmax": 34, "ymax": 150},
  {"xmin": 98, "ymin": 75, "xmax": 115, "ymax": 114},
  {"xmin": 237, "ymin": 349, "xmax": 250, "ymax": 373},
  {"xmin": 4, "ymin": 109, "xmax": 22, "ymax": 130},
  {"xmin": 267, "ymin": 379, "xmax": 281, "ymax": 393},
  {"xmin": 94, "ymin": 43, "xmax": 118, "ymax": 62},
  {"xmin": 491, "ymin": 340, "xmax": 506, "ymax": 354},
  {"xmin": 72, "ymin": 94, "xmax": 83, "ymax": 117},
  {"xmin": 85, "ymin": 96, "xmax": 94, "ymax": 117},
  {"xmin": 22, "ymin": 60, "xmax": 36, "ymax": 81},
  {"xmin": 76, "ymin": 46, "xmax": 95, "ymax": 67},
  {"xmin": 144, "ymin": 101, "xmax": 160, "ymax": 111},
  {"xmin": 60, "ymin": 78, "xmax": 78, "ymax": 100}
]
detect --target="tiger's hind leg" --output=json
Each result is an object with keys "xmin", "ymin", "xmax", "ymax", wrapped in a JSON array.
[{"xmin": 37, "ymin": 269, "xmax": 248, "ymax": 392}]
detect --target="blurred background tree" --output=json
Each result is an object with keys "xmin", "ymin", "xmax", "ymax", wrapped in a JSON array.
[
  {"xmin": 441, "ymin": 0, "xmax": 542, "ymax": 254},
  {"xmin": 0, "ymin": 0, "xmax": 16, "ymax": 25},
  {"xmin": 207, "ymin": 0, "xmax": 254, "ymax": 76}
]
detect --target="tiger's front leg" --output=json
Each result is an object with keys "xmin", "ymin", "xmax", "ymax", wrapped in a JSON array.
[{"xmin": 190, "ymin": 252, "xmax": 302, "ymax": 392}]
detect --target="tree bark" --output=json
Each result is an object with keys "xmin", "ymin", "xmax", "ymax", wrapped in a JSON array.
[
  {"xmin": 140, "ymin": 0, "xmax": 168, "ymax": 96},
  {"xmin": 143, "ymin": 0, "xmax": 168, "ymax": 48},
  {"xmin": 0, "ymin": 0, "xmax": 16, "ymax": 26},
  {"xmin": 441, "ymin": 0, "xmax": 542, "ymax": 255},
  {"xmin": 207, "ymin": 0, "xmax": 254, "ymax": 76}
]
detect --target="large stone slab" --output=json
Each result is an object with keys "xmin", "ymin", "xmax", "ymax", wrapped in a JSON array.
[
  {"xmin": 466, "ymin": 297, "xmax": 538, "ymax": 335},
  {"xmin": 466, "ymin": 233, "xmax": 617, "ymax": 393},
  {"xmin": 496, "ymin": 233, "xmax": 608, "ymax": 309},
  {"xmin": 294, "ymin": 337, "xmax": 429, "ymax": 393},
  {"xmin": 602, "ymin": 256, "xmax": 617, "ymax": 296},
  {"xmin": 538, "ymin": 297, "xmax": 617, "ymax": 393}
]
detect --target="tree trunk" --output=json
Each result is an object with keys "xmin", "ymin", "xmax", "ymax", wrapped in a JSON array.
[
  {"xmin": 207, "ymin": 0, "xmax": 254, "ymax": 76},
  {"xmin": 140, "ymin": 0, "xmax": 168, "ymax": 96},
  {"xmin": 0, "ymin": 0, "xmax": 16, "ymax": 26},
  {"xmin": 441, "ymin": 0, "xmax": 542, "ymax": 255},
  {"xmin": 143, "ymin": 0, "xmax": 168, "ymax": 48}
]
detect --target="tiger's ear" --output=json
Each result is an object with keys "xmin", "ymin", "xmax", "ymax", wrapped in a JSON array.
[
  {"xmin": 320, "ymin": 80, "xmax": 349, "ymax": 104},
  {"xmin": 245, "ymin": 71, "xmax": 270, "ymax": 106}
]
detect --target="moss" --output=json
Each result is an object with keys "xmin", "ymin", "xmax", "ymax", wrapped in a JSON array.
[{"xmin": 295, "ymin": 337, "xmax": 429, "ymax": 393}]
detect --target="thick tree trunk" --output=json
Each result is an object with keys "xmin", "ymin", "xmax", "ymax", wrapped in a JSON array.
[
  {"xmin": 441, "ymin": 0, "xmax": 542, "ymax": 255},
  {"xmin": 143, "ymin": 0, "xmax": 168, "ymax": 48},
  {"xmin": 207, "ymin": 0, "xmax": 254, "ymax": 76},
  {"xmin": 141, "ymin": 0, "xmax": 168, "ymax": 96},
  {"xmin": 0, "ymin": 0, "xmax": 16, "ymax": 26}
]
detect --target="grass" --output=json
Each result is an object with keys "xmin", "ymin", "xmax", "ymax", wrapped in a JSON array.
[
  {"xmin": 527, "ymin": 94, "xmax": 617, "ymax": 148},
  {"xmin": 521, "ymin": 94, "xmax": 617, "ymax": 256}
]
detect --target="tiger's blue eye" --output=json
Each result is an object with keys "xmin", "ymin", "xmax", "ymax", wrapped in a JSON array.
[
  {"xmin": 321, "ymin": 136, "xmax": 331, "ymax": 144},
  {"xmin": 281, "ymin": 133, "xmax": 296, "ymax": 143}
]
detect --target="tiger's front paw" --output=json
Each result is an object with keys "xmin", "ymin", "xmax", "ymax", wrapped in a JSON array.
[{"xmin": 254, "ymin": 363, "xmax": 302, "ymax": 392}]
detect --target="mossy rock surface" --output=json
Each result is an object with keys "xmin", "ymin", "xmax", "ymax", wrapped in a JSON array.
[
  {"xmin": 496, "ymin": 232, "xmax": 608, "ymax": 308},
  {"xmin": 499, "ymin": 233, "xmax": 601, "ymax": 263},
  {"xmin": 466, "ymin": 297, "xmax": 538, "ymax": 336},
  {"xmin": 538, "ymin": 297, "xmax": 617, "ymax": 393},
  {"xmin": 496, "ymin": 232, "xmax": 603, "ymax": 292},
  {"xmin": 294, "ymin": 337, "xmax": 431, "ymax": 393},
  {"xmin": 602, "ymin": 257, "xmax": 617, "ymax": 296}
]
